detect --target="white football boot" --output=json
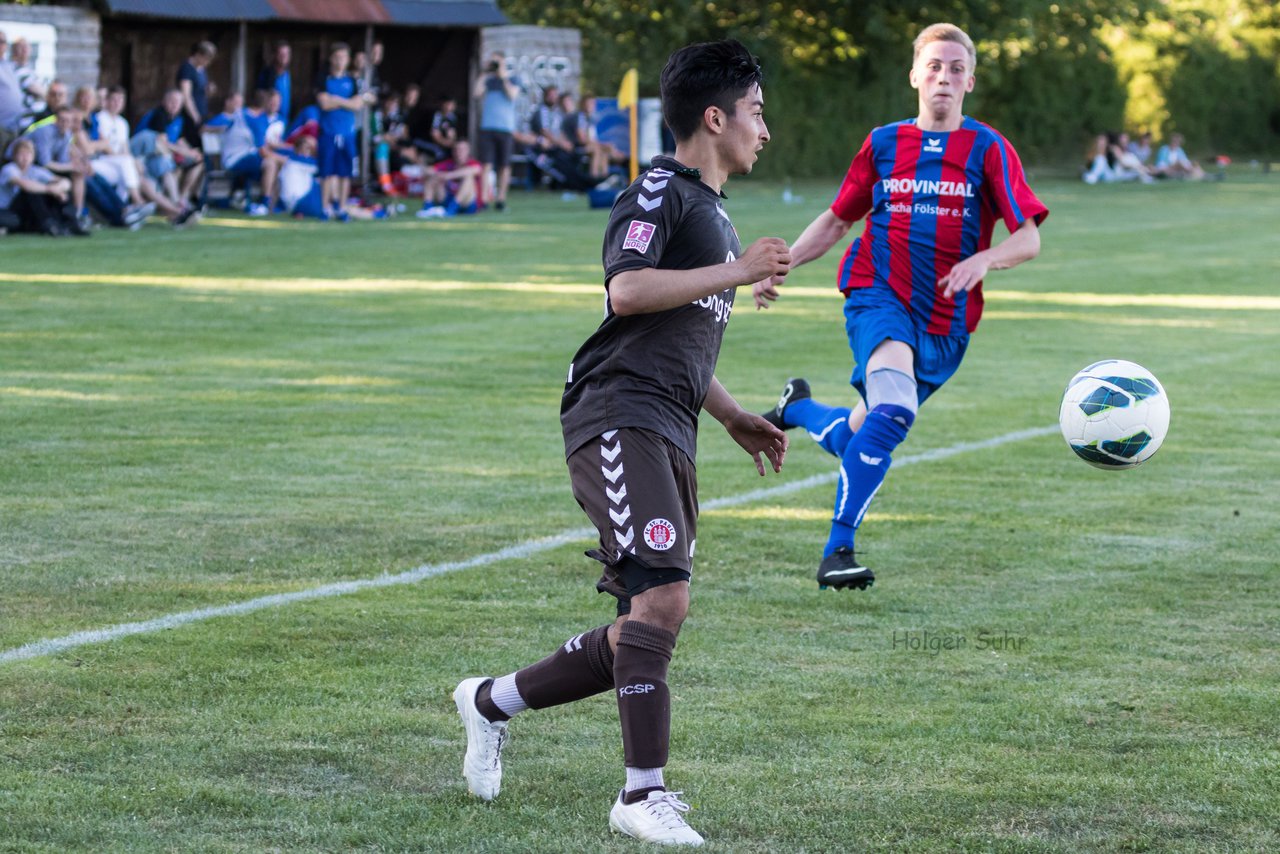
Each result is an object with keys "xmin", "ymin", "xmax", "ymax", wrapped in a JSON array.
[
  {"xmin": 609, "ymin": 789, "xmax": 705, "ymax": 846},
  {"xmin": 453, "ymin": 677, "xmax": 508, "ymax": 801}
]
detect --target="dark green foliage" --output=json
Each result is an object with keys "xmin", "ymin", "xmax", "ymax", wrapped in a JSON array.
[{"xmin": 500, "ymin": 0, "xmax": 1280, "ymax": 175}]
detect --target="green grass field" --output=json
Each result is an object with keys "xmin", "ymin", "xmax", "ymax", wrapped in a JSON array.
[{"xmin": 2, "ymin": 172, "xmax": 1278, "ymax": 852}]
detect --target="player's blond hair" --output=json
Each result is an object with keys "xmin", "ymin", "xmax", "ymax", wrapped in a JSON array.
[{"xmin": 912, "ymin": 23, "xmax": 977, "ymax": 69}]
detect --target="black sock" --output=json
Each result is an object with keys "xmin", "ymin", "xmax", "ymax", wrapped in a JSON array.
[
  {"xmin": 614, "ymin": 620, "xmax": 676, "ymax": 769},
  {"xmin": 513, "ymin": 624, "xmax": 615, "ymax": 709}
]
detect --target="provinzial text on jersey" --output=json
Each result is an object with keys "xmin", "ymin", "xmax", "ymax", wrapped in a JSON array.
[{"xmin": 881, "ymin": 178, "xmax": 975, "ymax": 197}]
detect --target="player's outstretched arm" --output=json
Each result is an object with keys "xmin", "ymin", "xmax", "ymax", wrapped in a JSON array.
[
  {"xmin": 937, "ymin": 218, "xmax": 1040, "ymax": 299},
  {"xmin": 753, "ymin": 209, "xmax": 855, "ymax": 309},
  {"xmin": 610, "ymin": 237, "xmax": 790, "ymax": 316},
  {"xmin": 703, "ymin": 377, "xmax": 788, "ymax": 476}
]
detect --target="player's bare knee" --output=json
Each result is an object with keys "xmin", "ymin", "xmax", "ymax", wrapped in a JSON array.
[{"xmin": 628, "ymin": 580, "xmax": 689, "ymax": 636}]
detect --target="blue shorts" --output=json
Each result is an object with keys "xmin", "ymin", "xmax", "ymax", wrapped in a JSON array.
[
  {"xmin": 227, "ymin": 153, "xmax": 263, "ymax": 178},
  {"xmin": 290, "ymin": 185, "xmax": 326, "ymax": 219},
  {"xmin": 445, "ymin": 193, "xmax": 479, "ymax": 216},
  {"xmin": 318, "ymin": 133, "xmax": 353, "ymax": 178},
  {"xmin": 843, "ymin": 287, "xmax": 968, "ymax": 404},
  {"xmin": 130, "ymin": 131, "xmax": 175, "ymax": 180}
]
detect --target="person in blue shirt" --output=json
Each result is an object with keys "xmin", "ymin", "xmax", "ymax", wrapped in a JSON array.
[
  {"xmin": 255, "ymin": 40, "xmax": 292, "ymax": 127},
  {"xmin": 130, "ymin": 89, "xmax": 204, "ymax": 209},
  {"xmin": 473, "ymin": 50, "xmax": 521, "ymax": 211},
  {"xmin": 221, "ymin": 89, "xmax": 285, "ymax": 216},
  {"xmin": 203, "ymin": 92, "xmax": 243, "ymax": 130},
  {"xmin": 316, "ymin": 42, "xmax": 374, "ymax": 221}
]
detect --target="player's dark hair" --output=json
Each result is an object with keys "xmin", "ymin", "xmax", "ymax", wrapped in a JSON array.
[{"xmin": 660, "ymin": 39, "xmax": 762, "ymax": 142}]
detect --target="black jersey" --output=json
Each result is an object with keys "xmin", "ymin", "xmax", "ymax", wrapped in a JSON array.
[{"xmin": 561, "ymin": 155, "xmax": 743, "ymax": 462}]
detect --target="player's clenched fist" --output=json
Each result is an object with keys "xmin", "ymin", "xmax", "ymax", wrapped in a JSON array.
[{"xmin": 736, "ymin": 237, "xmax": 791, "ymax": 285}]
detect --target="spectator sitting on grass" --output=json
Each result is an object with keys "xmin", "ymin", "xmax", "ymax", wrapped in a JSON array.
[
  {"xmin": 89, "ymin": 85, "xmax": 195, "ymax": 226},
  {"xmin": 131, "ymin": 89, "xmax": 204, "ymax": 209},
  {"xmin": 0, "ymin": 136, "xmax": 83, "ymax": 236},
  {"xmin": 277, "ymin": 133, "xmax": 385, "ymax": 220},
  {"xmin": 416, "ymin": 138, "xmax": 483, "ymax": 218},
  {"xmin": 1128, "ymin": 131, "xmax": 1154, "ymax": 168},
  {"xmin": 21, "ymin": 78, "xmax": 67, "ymax": 132},
  {"xmin": 1108, "ymin": 132, "xmax": 1153, "ymax": 183},
  {"xmin": 13, "ymin": 105, "xmax": 90, "ymax": 230},
  {"xmin": 1155, "ymin": 133, "xmax": 1205, "ymax": 180}
]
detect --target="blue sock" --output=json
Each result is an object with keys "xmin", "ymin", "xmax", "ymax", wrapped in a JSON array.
[
  {"xmin": 786, "ymin": 398, "xmax": 856, "ymax": 457},
  {"xmin": 826, "ymin": 404, "xmax": 914, "ymax": 557}
]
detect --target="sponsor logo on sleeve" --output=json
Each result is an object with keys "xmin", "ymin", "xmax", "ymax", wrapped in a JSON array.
[{"xmin": 622, "ymin": 220, "xmax": 656, "ymax": 253}]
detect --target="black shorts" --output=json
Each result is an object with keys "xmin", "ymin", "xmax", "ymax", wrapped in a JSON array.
[
  {"xmin": 477, "ymin": 130, "xmax": 514, "ymax": 169},
  {"xmin": 567, "ymin": 427, "xmax": 698, "ymax": 610}
]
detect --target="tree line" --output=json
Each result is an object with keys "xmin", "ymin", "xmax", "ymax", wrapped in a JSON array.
[{"xmin": 502, "ymin": 0, "xmax": 1280, "ymax": 174}]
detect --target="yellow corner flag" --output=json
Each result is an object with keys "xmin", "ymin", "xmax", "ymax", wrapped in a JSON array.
[
  {"xmin": 618, "ymin": 69, "xmax": 639, "ymax": 181},
  {"xmin": 617, "ymin": 68, "xmax": 638, "ymax": 109}
]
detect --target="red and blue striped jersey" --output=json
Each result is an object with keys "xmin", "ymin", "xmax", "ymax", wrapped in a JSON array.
[{"xmin": 831, "ymin": 117, "xmax": 1048, "ymax": 335}]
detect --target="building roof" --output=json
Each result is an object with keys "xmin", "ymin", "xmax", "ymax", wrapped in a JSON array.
[{"xmin": 98, "ymin": 0, "xmax": 507, "ymax": 27}]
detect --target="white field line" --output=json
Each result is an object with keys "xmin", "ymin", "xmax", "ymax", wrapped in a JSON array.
[{"xmin": 0, "ymin": 425, "xmax": 1058, "ymax": 665}]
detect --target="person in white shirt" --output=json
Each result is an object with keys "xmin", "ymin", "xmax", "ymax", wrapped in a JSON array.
[{"xmin": 87, "ymin": 86, "xmax": 194, "ymax": 225}]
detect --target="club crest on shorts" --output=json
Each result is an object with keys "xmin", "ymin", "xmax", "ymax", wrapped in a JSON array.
[
  {"xmin": 643, "ymin": 518, "xmax": 677, "ymax": 551},
  {"xmin": 622, "ymin": 220, "xmax": 656, "ymax": 253}
]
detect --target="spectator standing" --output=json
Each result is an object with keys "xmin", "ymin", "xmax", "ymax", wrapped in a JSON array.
[
  {"xmin": 473, "ymin": 50, "xmax": 520, "ymax": 211},
  {"xmin": 316, "ymin": 42, "xmax": 374, "ymax": 221},
  {"xmin": 8, "ymin": 38, "xmax": 47, "ymax": 132},
  {"xmin": 177, "ymin": 41, "xmax": 217, "ymax": 146},
  {"xmin": 0, "ymin": 31, "xmax": 30, "ymax": 148},
  {"xmin": 255, "ymin": 40, "xmax": 291, "ymax": 125}
]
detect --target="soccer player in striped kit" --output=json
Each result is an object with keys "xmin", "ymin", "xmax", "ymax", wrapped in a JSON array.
[{"xmin": 754, "ymin": 23, "xmax": 1049, "ymax": 590}]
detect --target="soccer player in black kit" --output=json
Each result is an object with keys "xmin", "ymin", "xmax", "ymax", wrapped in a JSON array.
[{"xmin": 453, "ymin": 40, "xmax": 791, "ymax": 846}]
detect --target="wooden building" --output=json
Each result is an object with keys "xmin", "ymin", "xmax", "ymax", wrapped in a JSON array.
[{"xmin": 91, "ymin": 0, "xmax": 506, "ymax": 124}]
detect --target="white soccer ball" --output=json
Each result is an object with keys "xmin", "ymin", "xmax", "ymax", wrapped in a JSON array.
[{"xmin": 1059, "ymin": 360, "xmax": 1170, "ymax": 469}]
